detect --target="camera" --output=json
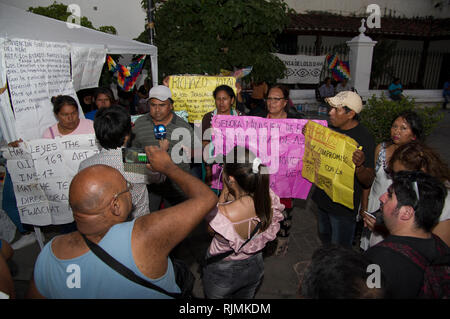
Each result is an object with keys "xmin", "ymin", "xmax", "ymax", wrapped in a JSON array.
[{"xmin": 122, "ymin": 148, "xmax": 149, "ymax": 164}]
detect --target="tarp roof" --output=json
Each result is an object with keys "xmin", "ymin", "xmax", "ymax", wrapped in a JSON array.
[{"xmin": 0, "ymin": 2, "xmax": 157, "ymax": 55}]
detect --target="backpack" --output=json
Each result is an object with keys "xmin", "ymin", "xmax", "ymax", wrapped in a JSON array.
[{"xmin": 377, "ymin": 234, "xmax": 450, "ymax": 299}]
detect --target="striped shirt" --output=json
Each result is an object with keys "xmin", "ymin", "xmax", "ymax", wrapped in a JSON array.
[{"xmin": 131, "ymin": 112, "xmax": 198, "ymax": 173}]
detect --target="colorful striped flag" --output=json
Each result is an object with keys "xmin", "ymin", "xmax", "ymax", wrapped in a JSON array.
[{"xmin": 107, "ymin": 55, "xmax": 145, "ymax": 92}]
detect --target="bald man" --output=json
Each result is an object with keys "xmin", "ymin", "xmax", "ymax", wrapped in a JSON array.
[{"xmin": 26, "ymin": 146, "xmax": 217, "ymax": 299}]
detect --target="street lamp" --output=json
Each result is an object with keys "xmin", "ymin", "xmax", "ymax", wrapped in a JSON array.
[{"xmin": 147, "ymin": 0, "xmax": 154, "ymax": 45}]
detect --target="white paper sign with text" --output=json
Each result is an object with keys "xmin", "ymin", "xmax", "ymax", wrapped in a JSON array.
[
  {"xmin": 71, "ymin": 47, "xmax": 106, "ymax": 91},
  {"xmin": 2, "ymin": 38, "xmax": 81, "ymax": 140},
  {"xmin": 2, "ymin": 134, "xmax": 99, "ymax": 226}
]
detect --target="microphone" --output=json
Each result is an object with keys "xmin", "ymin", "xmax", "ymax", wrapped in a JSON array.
[{"xmin": 153, "ymin": 124, "xmax": 167, "ymax": 140}]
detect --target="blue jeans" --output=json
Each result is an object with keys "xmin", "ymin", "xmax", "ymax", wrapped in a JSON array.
[
  {"xmin": 317, "ymin": 207, "xmax": 356, "ymax": 249},
  {"xmin": 202, "ymin": 252, "xmax": 264, "ymax": 299}
]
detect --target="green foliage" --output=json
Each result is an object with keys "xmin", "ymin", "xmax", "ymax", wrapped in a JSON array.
[
  {"xmin": 28, "ymin": 2, "xmax": 117, "ymax": 34},
  {"xmin": 28, "ymin": 1, "xmax": 118, "ymax": 87},
  {"xmin": 136, "ymin": 0, "xmax": 292, "ymax": 83},
  {"xmin": 360, "ymin": 94, "xmax": 444, "ymax": 144}
]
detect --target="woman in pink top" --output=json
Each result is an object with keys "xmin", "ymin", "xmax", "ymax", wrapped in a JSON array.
[
  {"xmin": 42, "ymin": 95, "xmax": 94, "ymax": 234},
  {"xmin": 202, "ymin": 146, "xmax": 284, "ymax": 299},
  {"xmin": 42, "ymin": 95, "xmax": 94, "ymax": 138}
]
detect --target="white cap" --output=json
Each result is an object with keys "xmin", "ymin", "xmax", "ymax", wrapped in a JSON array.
[
  {"xmin": 325, "ymin": 91, "xmax": 363, "ymax": 114},
  {"xmin": 148, "ymin": 85, "xmax": 172, "ymax": 102}
]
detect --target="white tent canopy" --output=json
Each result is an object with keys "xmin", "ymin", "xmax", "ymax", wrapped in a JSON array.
[{"xmin": 0, "ymin": 2, "xmax": 158, "ymax": 85}]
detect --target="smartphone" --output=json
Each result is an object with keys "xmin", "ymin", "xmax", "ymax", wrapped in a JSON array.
[
  {"xmin": 122, "ymin": 148, "xmax": 149, "ymax": 164},
  {"xmin": 364, "ymin": 211, "xmax": 376, "ymax": 219}
]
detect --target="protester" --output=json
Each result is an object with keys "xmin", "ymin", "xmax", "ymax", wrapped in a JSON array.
[
  {"xmin": 388, "ymin": 77, "xmax": 404, "ymax": 101},
  {"xmin": 42, "ymin": 95, "xmax": 94, "ymax": 138},
  {"xmin": 311, "ymin": 91, "xmax": 375, "ymax": 248},
  {"xmin": 202, "ymin": 85, "xmax": 242, "ymax": 186},
  {"xmin": 5, "ymin": 96, "xmax": 94, "ymax": 249},
  {"xmin": 318, "ymin": 77, "xmax": 334, "ymax": 101},
  {"xmin": 136, "ymin": 85, "xmax": 150, "ymax": 114},
  {"xmin": 360, "ymin": 111, "xmax": 423, "ymax": 250},
  {"xmin": 76, "ymin": 88, "xmax": 95, "ymax": 114},
  {"xmin": 364, "ymin": 170, "xmax": 449, "ymax": 299},
  {"xmin": 27, "ymin": 145, "xmax": 218, "ymax": 298},
  {"xmin": 299, "ymin": 244, "xmax": 385, "ymax": 299},
  {"xmin": 363, "ymin": 142, "xmax": 450, "ymax": 247},
  {"xmin": 79, "ymin": 106, "xmax": 166, "ymax": 218},
  {"xmin": 202, "ymin": 146, "xmax": 284, "ymax": 299},
  {"xmin": 335, "ymin": 78, "xmax": 351, "ymax": 94},
  {"xmin": 132, "ymin": 85, "xmax": 201, "ymax": 212},
  {"xmin": 84, "ymin": 87, "xmax": 115, "ymax": 120},
  {"xmin": 263, "ymin": 84, "xmax": 303, "ymax": 256},
  {"xmin": 249, "ymin": 81, "xmax": 268, "ymax": 115},
  {"xmin": 41, "ymin": 95, "xmax": 95, "ymax": 234}
]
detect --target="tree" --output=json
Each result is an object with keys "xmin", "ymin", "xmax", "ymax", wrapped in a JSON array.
[
  {"xmin": 28, "ymin": 2, "xmax": 119, "ymax": 87},
  {"xmin": 136, "ymin": 0, "xmax": 293, "ymax": 83},
  {"xmin": 28, "ymin": 2, "xmax": 117, "ymax": 35}
]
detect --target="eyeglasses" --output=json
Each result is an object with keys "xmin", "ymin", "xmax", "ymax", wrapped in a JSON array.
[
  {"xmin": 92, "ymin": 181, "xmax": 133, "ymax": 212},
  {"xmin": 265, "ymin": 97, "xmax": 286, "ymax": 102},
  {"xmin": 114, "ymin": 181, "xmax": 133, "ymax": 200}
]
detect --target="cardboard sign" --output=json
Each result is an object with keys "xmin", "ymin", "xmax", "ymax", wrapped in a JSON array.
[
  {"xmin": 302, "ymin": 121, "xmax": 358, "ymax": 209},
  {"xmin": 169, "ymin": 75, "xmax": 236, "ymax": 123}
]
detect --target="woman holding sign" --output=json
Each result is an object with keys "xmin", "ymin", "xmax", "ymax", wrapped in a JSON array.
[
  {"xmin": 264, "ymin": 84, "xmax": 303, "ymax": 256},
  {"xmin": 359, "ymin": 111, "xmax": 423, "ymax": 250},
  {"xmin": 202, "ymin": 85, "xmax": 243, "ymax": 186},
  {"xmin": 3, "ymin": 96, "xmax": 94, "ymax": 249},
  {"xmin": 42, "ymin": 95, "xmax": 94, "ymax": 234},
  {"xmin": 42, "ymin": 95, "xmax": 94, "ymax": 138}
]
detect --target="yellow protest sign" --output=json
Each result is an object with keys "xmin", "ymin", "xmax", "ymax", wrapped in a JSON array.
[
  {"xmin": 302, "ymin": 121, "xmax": 358, "ymax": 209},
  {"xmin": 169, "ymin": 75, "xmax": 236, "ymax": 123}
]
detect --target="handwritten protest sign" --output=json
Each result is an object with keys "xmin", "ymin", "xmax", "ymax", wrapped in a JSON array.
[
  {"xmin": 209, "ymin": 115, "xmax": 327, "ymax": 199},
  {"xmin": 2, "ymin": 134, "xmax": 99, "ymax": 226},
  {"xmin": 71, "ymin": 47, "xmax": 106, "ymax": 91},
  {"xmin": 2, "ymin": 38, "xmax": 81, "ymax": 141},
  {"xmin": 169, "ymin": 75, "xmax": 236, "ymax": 123},
  {"xmin": 302, "ymin": 121, "xmax": 358, "ymax": 209}
]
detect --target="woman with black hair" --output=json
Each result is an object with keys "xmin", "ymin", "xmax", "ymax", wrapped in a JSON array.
[
  {"xmin": 202, "ymin": 85, "xmax": 243, "ymax": 186},
  {"xmin": 42, "ymin": 95, "xmax": 94, "ymax": 138},
  {"xmin": 359, "ymin": 111, "xmax": 423, "ymax": 250},
  {"xmin": 202, "ymin": 146, "xmax": 284, "ymax": 299}
]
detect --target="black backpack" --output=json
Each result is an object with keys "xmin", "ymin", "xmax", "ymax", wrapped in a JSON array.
[{"xmin": 377, "ymin": 234, "xmax": 450, "ymax": 299}]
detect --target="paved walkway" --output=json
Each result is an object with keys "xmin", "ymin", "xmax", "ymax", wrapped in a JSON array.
[{"xmin": 4, "ymin": 109, "xmax": 450, "ymax": 299}]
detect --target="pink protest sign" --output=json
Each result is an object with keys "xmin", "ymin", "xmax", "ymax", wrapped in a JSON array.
[{"xmin": 210, "ymin": 115, "xmax": 328, "ymax": 199}]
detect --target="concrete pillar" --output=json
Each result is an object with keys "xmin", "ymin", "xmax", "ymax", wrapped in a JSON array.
[{"xmin": 346, "ymin": 19, "xmax": 377, "ymax": 95}]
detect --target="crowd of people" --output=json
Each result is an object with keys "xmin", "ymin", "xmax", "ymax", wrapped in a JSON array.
[{"xmin": 0, "ymin": 78, "xmax": 449, "ymax": 300}]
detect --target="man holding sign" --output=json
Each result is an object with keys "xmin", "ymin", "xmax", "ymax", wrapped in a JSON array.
[{"xmin": 311, "ymin": 91, "xmax": 375, "ymax": 248}]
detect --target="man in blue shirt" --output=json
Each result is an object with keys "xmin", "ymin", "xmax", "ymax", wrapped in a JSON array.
[
  {"xmin": 27, "ymin": 146, "xmax": 217, "ymax": 298},
  {"xmin": 388, "ymin": 78, "xmax": 403, "ymax": 101}
]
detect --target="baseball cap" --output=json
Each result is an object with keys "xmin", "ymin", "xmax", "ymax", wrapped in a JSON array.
[
  {"xmin": 325, "ymin": 91, "xmax": 363, "ymax": 114},
  {"xmin": 148, "ymin": 85, "xmax": 172, "ymax": 102}
]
